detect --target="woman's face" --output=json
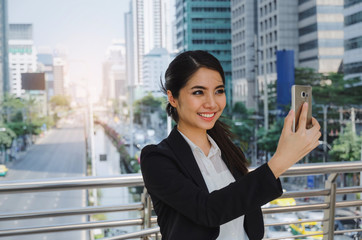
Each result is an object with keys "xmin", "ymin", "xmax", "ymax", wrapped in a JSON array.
[{"xmin": 168, "ymin": 67, "xmax": 226, "ymax": 133}]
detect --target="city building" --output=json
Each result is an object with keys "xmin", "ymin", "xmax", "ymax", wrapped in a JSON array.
[
  {"xmin": 298, "ymin": 0, "xmax": 344, "ymax": 73},
  {"xmin": 142, "ymin": 47, "xmax": 172, "ymax": 97},
  {"xmin": 53, "ymin": 57, "xmax": 66, "ymax": 96},
  {"xmin": 102, "ymin": 39, "xmax": 127, "ymax": 102},
  {"xmin": 8, "ymin": 23, "xmax": 37, "ymax": 97},
  {"xmin": 231, "ymin": 0, "xmax": 258, "ymax": 108},
  {"xmin": 344, "ymin": 0, "xmax": 362, "ymax": 84},
  {"xmin": 37, "ymin": 52, "xmax": 54, "ymax": 101},
  {"xmin": 231, "ymin": 0, "xmax": 344, "ymax": 109},
  {"xmin": 175, "ymin": 0, "xmax": 233, "ymax": 107},
  {"xmin": 125, "ymin": 0, "xmax": 172, "ymax": 97},
  {"xmin": 0, "ymin": 0, "xmax": 9, "ymax": 96},
  {"xmin": 231, "ymin": 0, "xmax": 299, "ymax": 108}
]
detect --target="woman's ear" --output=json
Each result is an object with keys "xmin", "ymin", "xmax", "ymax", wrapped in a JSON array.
[{"xmin": 167, "ymin": 90, "xmax": 177, "ymax": 108}]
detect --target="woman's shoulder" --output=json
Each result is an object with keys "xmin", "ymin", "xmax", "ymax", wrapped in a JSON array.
[{"xmin": 140, "ymin": 139, "xmax": 175, "ymax": 161}]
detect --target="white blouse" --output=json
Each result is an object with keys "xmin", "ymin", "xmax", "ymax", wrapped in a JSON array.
[{"xmin": 178, "ymin": 131, "xmax": 249, "ymax": 240}]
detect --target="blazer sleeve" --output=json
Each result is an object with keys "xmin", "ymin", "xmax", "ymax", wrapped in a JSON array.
[{"xmin": 141, "ymin": 144, "xmax": 283, "ymax": 228}]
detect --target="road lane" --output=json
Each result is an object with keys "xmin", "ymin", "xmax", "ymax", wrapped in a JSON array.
[{"xmin": 0, "ymin": 117, "xmax": 88, "ymax": 240}]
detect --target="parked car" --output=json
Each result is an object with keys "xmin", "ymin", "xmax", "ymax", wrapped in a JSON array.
[
  {"xmin": 289, "ymin": 221, "xmax": 323, "ymax": 239},
  {"xmin": 0, "ymin": 164, "xmax": 8, "ymax": 176},
  {"xmin": 266, "ymin": 225, "xmax": 294, "ymax": 239}
]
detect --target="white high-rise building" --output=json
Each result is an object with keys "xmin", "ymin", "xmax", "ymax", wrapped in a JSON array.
[
  {"xmin": 142, "ymin": 48, "xmax": 171, "ymax": 97},
  {"xmin": 298, "ymin": 0, "xmax": 344, "ymax": 73},
  {"xmin": 125, "ymin": 0, "xmax": 173, "ymax": 91},
  {"xmin": 344, "ymin": 0, "xmax": 362, "ymax": 84},
  {"xmin": 8, "ymin": 24, "xmax": 37, "ymax": 97},
  {"xmin": 102, "ymin": 39, "xmax": 126, "ymax": 101}
]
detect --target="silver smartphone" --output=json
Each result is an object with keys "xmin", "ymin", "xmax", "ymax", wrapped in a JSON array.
[{"xmin": 291, "ymin": 85, "xmax": 312, "ymax": 132}]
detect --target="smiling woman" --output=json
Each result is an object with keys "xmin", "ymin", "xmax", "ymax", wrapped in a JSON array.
[{"xmin": 140, "ymin": 50, "xmax": 321, "ymax": 240}]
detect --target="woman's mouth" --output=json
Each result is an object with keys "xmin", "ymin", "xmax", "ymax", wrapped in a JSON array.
[{"xmin": 197, "ymin": 112, "xmax": 216, "ymax": 121}]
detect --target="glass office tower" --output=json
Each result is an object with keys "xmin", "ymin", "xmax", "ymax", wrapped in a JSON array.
[{"xmin": 175, "ymin": 0, "xmax": 232, "ymax": 108}]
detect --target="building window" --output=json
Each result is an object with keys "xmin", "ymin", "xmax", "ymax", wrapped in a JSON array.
[
  {"xmin": 299, "ymin": 23, "xmax": 318, "ymax": 36},
  {"xmin": 299, "ymin": 39, "xmax": 318, "ymax": 52},
  {"xmin": 345, "ymin": 0, "xmax": 361, "ymax": 8},
  {"xmin": 345, "ymin": 11, "xmax": 362, "ymax": 26},
  {"xmin": 299, "ymin": 7, "xmax": 316, "ymax": 21},
  {"xmin": 344, "ymin": 61, "xmax": 362, "ymax": 74},
  {"xmin": 299, "ymin": 56, "xmax": 318, "ymax": 63},
  {"xmin": 298, "ymin": 0, "xmax": 311, "ymax": 5},
  {"xmin": 345, "ymin": 36, "xmax": 362, "ymax": 50}
]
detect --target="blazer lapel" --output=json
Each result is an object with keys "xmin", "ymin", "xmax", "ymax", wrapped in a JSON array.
[{"xmin": 165, "ymin": 126, "xmax": 209, "ymax": 192}]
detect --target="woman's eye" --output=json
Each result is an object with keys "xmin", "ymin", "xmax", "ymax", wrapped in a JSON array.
[
  {"xmin": 192, "ymin": 90, "xmax": 203, "ymax": 95},
  {"xmin": 216, "ymin": 89, "xmax": 225, "ymax": 94}
]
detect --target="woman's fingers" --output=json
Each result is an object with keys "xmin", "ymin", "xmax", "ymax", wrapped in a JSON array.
[
  {"xmin": 311, "ymin": 117, "xmax": 321, "ymax": 131},
  {"xmin": 283, "ymin": 109, "xmax": 294, "ymax": 133},
  {"xmin": 297, "ymin": 102, "xmax": 308, "ymax": 133}
]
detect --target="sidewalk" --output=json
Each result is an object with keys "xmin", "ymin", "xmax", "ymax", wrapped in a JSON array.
[{"xmin": 5, "ymin": 129, "xmax": 53, "ymax": 169}]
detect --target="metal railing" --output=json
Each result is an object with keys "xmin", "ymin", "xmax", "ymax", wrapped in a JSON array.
[{"xmin": 0, "ymin": 161, "xmax": 361, "ymax": 239}]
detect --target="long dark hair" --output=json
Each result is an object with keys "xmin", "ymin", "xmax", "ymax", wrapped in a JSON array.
[{"xmin": 161, "ymin": 50, "xmax": 249, "ymax": 175}]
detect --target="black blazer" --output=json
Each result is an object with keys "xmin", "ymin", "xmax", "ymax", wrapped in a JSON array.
[{"xmin": 140, "ymin": 127, "xmax": 282, "ymax": 240}]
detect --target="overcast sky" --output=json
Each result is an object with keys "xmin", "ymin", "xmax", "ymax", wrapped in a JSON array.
[{"xmin": 9, "ymin": 0, "xmax": 130, "ymax": 98}]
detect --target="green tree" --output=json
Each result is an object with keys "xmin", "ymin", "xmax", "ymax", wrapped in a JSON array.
[
  {"xmin": 228, "ymin": 101, "xmax": 256, "ymax": 151},
  {"xmin": 1, "ymin": 94, "xmax": 25, "ymax": 123},
  {"xmin": 257, "ymin": 118, "xmax": 283, "ymax": 154},
  {"xmin": 329, "ymin": 123, "xmax": 362, "ymax": 162},
  {"xmin": 0, "ymin": 127, "xmax": 16, "ymax": 148},
  {"xmin": 295, "ymin": 68, "xmax": 362, "ymax": 106},
  {"xmin": 133, "ymin": 93, "xmax": 164, "ymax": 124},
  {"xmin": 50, "ymin": 95, "xmax": 71, "ymax": 110}
]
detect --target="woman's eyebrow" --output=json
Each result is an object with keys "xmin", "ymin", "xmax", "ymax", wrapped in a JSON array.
[
  {"xmin": 190, "ymin": 84, "xmax": 224, "ymax": 90},
  {"xmin": 190, "ymin": 85, "xmax": 207, "ymax": 90}
]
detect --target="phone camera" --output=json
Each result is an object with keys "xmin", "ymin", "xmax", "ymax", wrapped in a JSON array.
[{"xmin": 301, "ymin": 91, "xmax": 308, "ymax": 98}]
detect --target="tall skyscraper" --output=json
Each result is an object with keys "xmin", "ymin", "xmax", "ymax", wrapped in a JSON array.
[
  {"xmin": 53, "ymin": 57, "xmax": 65, "ymax": 96},
  {"xmin": 231, "ymin": 0, "xmax": 344, "ymax": 108},
  {"xmin": 344, "ymin": 0, "xmax": 362, "ymax": 83},
  {"xmin": 0, "ymin": 0, "xmax": 9, "ymax": 97},
  {"xmin": 231, "ymin": 0, "xmax": 258, "ymax": 108},
  {"xmin": 232, "ymin": 0, "xmax": 298, "ymax": 108},
  {"xmin": 8, "ymin": 24, "xmax": 37, "ymax": 97},
  {"xmin": 143, "ymin": 47, "xmax": 172, "ymax": 97},
  {"xmin": 175, "ymin": 0, "xmax": 232, "ymax": 106},
  {"xmin": 102, "ymin": 39, "xmax": 126, "ymax": 102},
  {"xmin": 298, "ymin": 0, "xmax": 344, "ymax": 73},
  {"xmin": 37, "ymin": 53, "xmax": 54, "ymax": 101},
  {"xmin": 125, "ymin": 0, "xmax": 172, "ymax": 93}
]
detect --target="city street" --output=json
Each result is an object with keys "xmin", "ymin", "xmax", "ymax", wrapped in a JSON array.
[{"xmin": 0, "ymin": 116, "xmax": 88, "ymax": 240}]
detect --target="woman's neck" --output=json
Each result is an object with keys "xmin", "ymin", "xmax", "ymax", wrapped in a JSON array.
[{"xmin": 177, "ymin": 125, "xmax": 211, "ymax": 155}]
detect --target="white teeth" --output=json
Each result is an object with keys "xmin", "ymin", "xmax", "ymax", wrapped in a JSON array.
[{"xmin": 198, "ymin": 113, "xmax": 215, "ymax": 118}]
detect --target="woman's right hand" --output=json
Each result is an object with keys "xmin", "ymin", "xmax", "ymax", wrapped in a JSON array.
[{"xmin": 268, "ymin": 102, "xmax": 321, "ymax": 178}]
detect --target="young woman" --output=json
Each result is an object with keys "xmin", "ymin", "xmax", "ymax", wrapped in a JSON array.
[{"xmin": 140, "ymin": 50, "xmax": 321, "ymax": 240}]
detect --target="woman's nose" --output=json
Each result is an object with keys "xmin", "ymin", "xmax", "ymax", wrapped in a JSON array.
[{"xmin": 203, "ymin": 94, "xmax": 217, "ymax": 109}]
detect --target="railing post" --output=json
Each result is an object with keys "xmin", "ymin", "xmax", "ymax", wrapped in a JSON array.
[
  {"xmin": 141, "ymin": 188, "xmax": 153, "ymax": 240},
  {"xmin": 323, "ymin": 173, "xmax": 338, "ymax": 240}
]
